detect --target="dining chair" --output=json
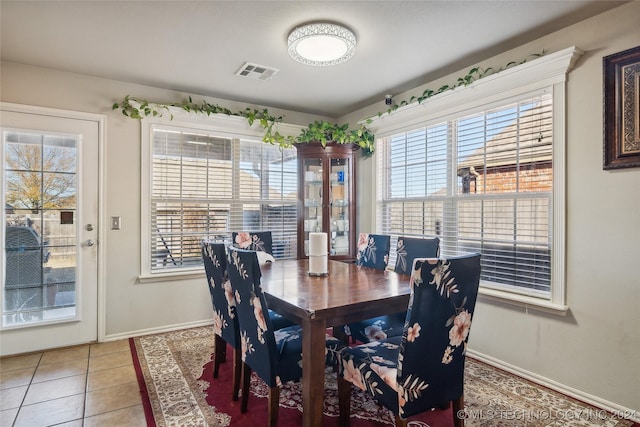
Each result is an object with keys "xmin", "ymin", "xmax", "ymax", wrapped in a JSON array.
[
  {"xmin": 346, "ymin": 236, "xmax": 441, "ymax": 343},
  {"xmin": 342, "ymin": 233, "xmax": 396, "ymax": 342},
  {"xmin": 226, "ymin": 246, "xmax": 345, "ymax": 426},
  {"xmin": 201, "ymin": 241, "xmax": 242, "ymax": 401},
  {"xmin": 394, "ymin": 236, "xmax": 440, "ymax": 275},
  {"xmin": 232, "ymin": 230, "xmax": 273, "ymax": 255},
  {"xmin": 337, "ymin": 253, "xmax": 482, "ymax": 427},
  {"xmin": 355, "ymin": 233, "xmax": 391, "ymax": 270},
  {"xmin": 231, "ymin": 231, "xmax": 293, "ymax": 330}
]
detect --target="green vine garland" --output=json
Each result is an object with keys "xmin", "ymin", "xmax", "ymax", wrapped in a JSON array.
[{"xmin": 112, "ymin": 51, "xmax": 544, "ymax": 157}]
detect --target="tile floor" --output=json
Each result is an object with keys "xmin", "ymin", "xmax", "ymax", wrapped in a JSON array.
[{"xmin": 0, "ymin": 340, "xmax": 146, "ymax": 427}]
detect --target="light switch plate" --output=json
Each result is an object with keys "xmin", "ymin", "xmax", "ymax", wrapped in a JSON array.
[{"xmin": 111, "ymin": 216, "xmax": 121, "ymax": 230}]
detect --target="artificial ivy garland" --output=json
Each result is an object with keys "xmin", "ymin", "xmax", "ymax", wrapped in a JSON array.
[{"xmin": 112, "ymin": 51, "xmax": 543, "ymax": 157}]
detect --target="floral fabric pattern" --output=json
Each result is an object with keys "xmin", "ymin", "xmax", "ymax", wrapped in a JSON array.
[
  {"xmin": 338, "ymin": 253, "xmax": 482, "ymax": 420},
  {"xmin": 201, "ymin": 242, "xmax": 239, "ymax": 348},
  {"xmin": 232, "ymin": 231, "xmax": 272, "ymax": 255},
  {"xmin": 355, "ymin": 233, "xmax": 390, "ymax": 270},
  {"xmin": 226, "ymin": 246, "xmax": 345, "ymax": 388},
  {"xmin": 394, "ymin": 236, "xmax": 440, "ymax": 276},
  {"xmin": 349, "ymin": 236, "xmax": 439, "ymax": 344}
]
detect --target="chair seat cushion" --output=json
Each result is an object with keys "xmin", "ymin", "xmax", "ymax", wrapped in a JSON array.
[
  {"xmin": 274, "ymin": 325, "xmax": 346, "ymax": 384},
  {"xmin": 269, "ymin": 309, "xmax": 296, "ymax": 330},
  {"xmin": 346, "ymin": 313, "xmax": 406, "ymax": 343},
  {"xmin": 339, "ymin": 336, "xmax": 402, "ymax": 413}
]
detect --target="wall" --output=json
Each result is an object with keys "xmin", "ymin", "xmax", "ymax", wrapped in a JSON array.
[
  {"xmin": 1, "ymin": 1, "xmax": 638, "ymax": 416},
  {"xmin": 342, "ymin": 1, "xmax": 640, "ymax": 415},
  {"xmin": 0, "ymin": 65, "xmax": 326, "ymax": 340}
]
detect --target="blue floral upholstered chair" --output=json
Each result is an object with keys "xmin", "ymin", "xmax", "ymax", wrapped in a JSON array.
[
  {"xmin": 355, "ymin": 233, "xmax": 390, "ymax": 270},
  {"xmin": 231, "ymin": 231, "xmax": 293, "ymax": 330},
  {"xmin": 232, "ymin": 230, "xmax": 273, "ymax": 255},
  {"xmin": 201, "ymin": 241, "xmax": 242, "ymax": 401},
  {"xmin": 337, "ymin": 254, "xmax": 481, "ymax": 427},
  {"xmin": 345, "ymin": 233, "xmax": 398, "ymax": 343},
  {"xmin": 394, "ymin": 236, "xmax": 440, "ymax": 275},
  {"xmin": 346, "ymin": 236, "xmax": 442, "ymax": 343},
  {"xmin": 226, "ymin": 246, "xmax": 345, "ymax": 426}
]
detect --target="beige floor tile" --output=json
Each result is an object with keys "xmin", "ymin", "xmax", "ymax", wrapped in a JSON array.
[
  {"xmin": 87, "ymin": 364, "xmax": 136, "ymax": 392},
  {"xmin": 88, "ymin": 350, "xmax": 132, "ymax": 372},
  {"xmin": 55, "ymin": 420, "xmax": 83, "ymax": 427},
  {"xmin": 84, "ymin": 381, "xmax": 141, "ymax": 417},
  {"xmin": 82, "ymin": 403, "xmax": 146, "ymax": 427},
  {"xmin": 23, "ymin": 374, "xmax": 87, "ymax": 405},
  {"xmin": 0, "ymin": 367, "xmax": 34, "ymax": 390},
  {"xmin": 32, "ymin": 358, "xmax": 88, "ymax": 384},
  {"xmin": 0, "ymin": 353, "xmax": 41, "ymax": 373},
  {"xmin": 89, "ymin": 340, "xmax": 130, "ymax": 358},
  {"xmin": 40, "ymin": 345, "xmax": 90, "ymax": 366},
  {"xmin": 13, "ymin": 394, "xmax": 84, "ymax": 427},
  {"xmin": 0, "ymin": 408, "xmax": 18, "ymax": 427},
  {"xmin": 0, "ymin": 385, "xmax": 27, "ymax": 410}
]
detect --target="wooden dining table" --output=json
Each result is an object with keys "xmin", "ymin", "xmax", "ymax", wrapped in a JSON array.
[{"xmin": 259, "ymin": 258, "xmax": 411, "ymax": 427}]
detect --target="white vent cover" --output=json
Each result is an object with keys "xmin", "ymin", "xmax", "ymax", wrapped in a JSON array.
[{"xmin": 235, "ymin": 62, "xmax": 279, "ymax": 81}]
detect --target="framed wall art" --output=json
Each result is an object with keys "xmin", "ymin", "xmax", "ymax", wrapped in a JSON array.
[{"xmin": 603, "ymin": 45, "xmax": 640, "ymax": 169}]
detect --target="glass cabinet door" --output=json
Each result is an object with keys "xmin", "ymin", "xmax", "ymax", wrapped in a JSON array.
[
  {"xmin": 329, "ymin": 157, "xmax": 350, "ymax": 256},
  {"xmin": 303, "ymin": 158, "xmax": 323, "ymax": 256}
]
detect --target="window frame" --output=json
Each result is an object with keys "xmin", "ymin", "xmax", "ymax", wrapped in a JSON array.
[
  {"xmin": 139, "ymin": 110, "xmax": 302, "ymax": 281},
  {"xmin": 366, "ymin": 47, "xmax": 583, "ymax": 314}
]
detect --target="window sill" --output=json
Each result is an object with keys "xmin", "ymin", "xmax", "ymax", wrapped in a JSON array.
[
  {"xmin": 138, "ymin": 269, "xmax": 205, "ymax": 283},
  {"xmin": 478, "ymin": 287, "xmax": 569, "ymax": 315}
]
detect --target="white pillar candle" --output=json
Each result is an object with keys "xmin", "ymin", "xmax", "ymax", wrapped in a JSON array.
[{"xmin": 308, "ymin": 232, "xmax": 327, "ymax": 256}]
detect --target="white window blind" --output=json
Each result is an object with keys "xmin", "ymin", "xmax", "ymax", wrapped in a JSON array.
[
  {"xmin": 378, "ymin": 92, "xmax": 553, "ymax": 298},
  {"xmin": 149, "ymin": 126, "xmax": 297, "ymax": 273}
]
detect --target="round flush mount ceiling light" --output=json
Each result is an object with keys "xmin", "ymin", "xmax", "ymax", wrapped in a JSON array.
[{"xmin": 288, "ymin": 22, "xmax": 357, "ymax": 66}]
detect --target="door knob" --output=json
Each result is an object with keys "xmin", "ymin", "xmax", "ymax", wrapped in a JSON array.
[{"xmin": 85, "ymin": 239, "xmax": 95, "ymax": 247}]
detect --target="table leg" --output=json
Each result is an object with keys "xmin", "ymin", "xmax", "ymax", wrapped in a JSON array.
[{"xmin": 302, "ymin": 317, "xmax": 327, "ymax": 427}]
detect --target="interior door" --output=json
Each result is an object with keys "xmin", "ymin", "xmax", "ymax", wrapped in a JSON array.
[{"xmin": 0, "ymin": 104, "xmax": 101, "ymax": 356}]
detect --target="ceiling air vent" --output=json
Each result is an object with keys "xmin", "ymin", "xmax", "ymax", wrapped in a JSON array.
[{"xmin": 235, "ymin": 62, "xmax": 279, "ymax": 81}]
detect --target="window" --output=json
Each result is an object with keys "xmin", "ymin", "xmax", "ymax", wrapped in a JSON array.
[
  {"xmin": 141, "ymin": 115, "xmax": 298, "ymax": 277},
  {"xmin": 370, "ymin": 47, "xmax": 581, "ymax": 311},
  {"xmin": 379, "ymin": 93, "xmax": 552, "ymax": 296}
]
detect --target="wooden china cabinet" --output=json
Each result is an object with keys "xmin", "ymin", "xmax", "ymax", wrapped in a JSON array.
[{"xmin": 295, "ymin": 142, "xmax": 358, "ymax": 260}]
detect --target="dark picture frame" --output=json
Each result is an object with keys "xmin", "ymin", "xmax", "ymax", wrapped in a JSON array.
[{"xmin": 603, "ymin": 45, "xmax": 640, "ymax": 169}]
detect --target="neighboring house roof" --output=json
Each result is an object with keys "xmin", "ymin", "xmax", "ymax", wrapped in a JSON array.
[{"xmin": 458, "ymin": 99, "xmax": 552, "ymax": 172}]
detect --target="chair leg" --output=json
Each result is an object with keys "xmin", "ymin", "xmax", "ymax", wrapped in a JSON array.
[
  {"xmin": 267, "ymin": 386, "xmax": 280, "ymax": 427},
  {"xmin": 452, "ymin": 395, "xmax": 465, "ymax": 427},
  {"xmin": 213, "ymin": 335, "xmax": 226, "ymax": 378},
  {"xmin": 394, "ymin": 415, "xmax": 408, "ymax": 427},
  {"xmin": 240, "ymin": 363, "xmax": 252, "ymax": 413},
  {"xmin": 337, "ymin": 375, "xmax": 352, "ymax": 426},
  {"xmin": 231, "ymin": 348, "xmax": 241, "ymax": 401}
]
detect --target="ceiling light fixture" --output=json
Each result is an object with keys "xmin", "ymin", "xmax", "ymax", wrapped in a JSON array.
[{"xmin": 287, "ymin": 22, "xmax": 356, "ymax": 66}]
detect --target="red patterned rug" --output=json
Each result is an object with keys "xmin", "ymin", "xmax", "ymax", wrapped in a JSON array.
[{"xmin": 131, "ymin": 326, "xmax": 637, "ymax": 427}]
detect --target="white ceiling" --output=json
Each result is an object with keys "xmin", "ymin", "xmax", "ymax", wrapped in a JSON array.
[{"xmin": 0, "ymin": 1, "xmax": 626, "ymax": 118}]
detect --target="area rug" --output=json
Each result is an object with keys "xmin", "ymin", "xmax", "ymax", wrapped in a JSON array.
[{"xmin": 130, "ymin": 326, "xmax": 635, "ymax": 427}]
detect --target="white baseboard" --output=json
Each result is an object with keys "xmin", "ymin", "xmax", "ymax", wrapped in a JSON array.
[
  {"xmin": 467, "ymin": 349, "xmax": 640, "ymax": 424},
  {"xmin": 103, "ymin": 320, "xmax": 214, "ymax": 342}
]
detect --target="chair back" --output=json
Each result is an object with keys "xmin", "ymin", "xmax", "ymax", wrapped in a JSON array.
[
  {"xmin": 232, "ymin": 231, "xmax": 273, "ymax": 255},
  {"xmin": 226, "ymin": 246, "xmax": 280, "ymax": 387},
  {"xmin": 356, "ymin": 233, "xmax": 390, "ymax": 271},
  {"xmin": 394, "ymin": 236, "xmax": 440, "ymax": 275},
  {"xmin": 201, "ymin": 241, "xmax": 239, "ymax": 348},
  {"xmin": 397, "ymin": 253, "xmax": 481, "ymax": 418}
]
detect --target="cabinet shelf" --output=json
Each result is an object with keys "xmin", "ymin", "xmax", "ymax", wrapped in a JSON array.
[{"xmin": 295, "ymin": 142, "xmax": 358, "ymax": 260}]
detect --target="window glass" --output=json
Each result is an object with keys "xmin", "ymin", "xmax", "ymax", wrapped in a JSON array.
[{"xmin": 378, "ymin": 93, "xmax": 553, "ymax": 297}]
